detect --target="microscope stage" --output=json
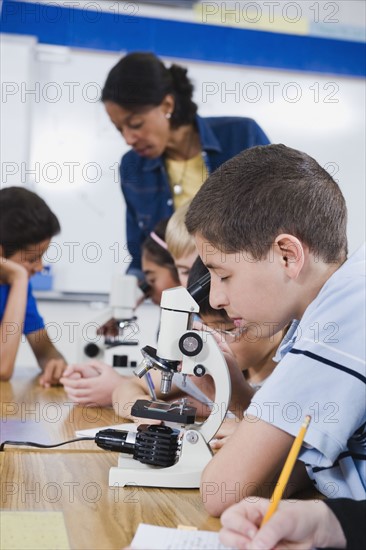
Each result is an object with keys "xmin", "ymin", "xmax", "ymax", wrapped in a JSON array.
[{"xmin": 131, "ymin": 399, "xmax": 197, "ymax": 424}]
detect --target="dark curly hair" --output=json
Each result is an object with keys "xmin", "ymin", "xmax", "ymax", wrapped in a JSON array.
[{"xmin": 101, "ymin": 52, "xmax": 197, "ymax": 128}]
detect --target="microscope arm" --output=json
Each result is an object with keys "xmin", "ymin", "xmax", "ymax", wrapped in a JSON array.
[{"xmin": 180, "ymin": 331, "xmax": 231, "ymax": 443}]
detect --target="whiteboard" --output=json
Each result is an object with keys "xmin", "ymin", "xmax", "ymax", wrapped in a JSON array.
[
  {"xmin": 1, "ymin": 37, "xmax": 365, "ymax": 292},
  {"xmin": 0, "ymin": 34, "xmax": 36, "ymax": 184},
  {"xmin": 29, "ymin": 46, "xmax": 128, "ymax": 293}
]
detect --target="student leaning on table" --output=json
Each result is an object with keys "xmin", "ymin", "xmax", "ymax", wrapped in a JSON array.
[
  {"xmin": 101, "ymin": 51, "xmax": 270, "ymax": 280},
  {"xmin": 185, "ymin": 144, "xmax": 366, "ymax": 516},
  {"xmin": 0, "ymin": 187, "xmax": 67, "ymax": 386}
]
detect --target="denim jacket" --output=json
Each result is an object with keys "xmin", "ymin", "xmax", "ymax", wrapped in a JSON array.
[{"xmin": 120, "ymin": 115, "xmax": 270, "ymax": 277}]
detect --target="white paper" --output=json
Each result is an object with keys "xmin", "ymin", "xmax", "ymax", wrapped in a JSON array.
[{"xmin": 130, "ymin": 524, "xmax": 231, "ymax": 550}]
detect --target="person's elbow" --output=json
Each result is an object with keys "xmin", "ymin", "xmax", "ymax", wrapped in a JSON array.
[
  {"xmin": 112, "ymin": 387, "xmax": 134, "ymax": 420},
  {"xmin": 200, "ymin": 465, "xmax": 241, "ymax": 517},
  {"xmin": 113, "ymin": 402, "xmax": 132, "ymax": 420},
  {"xmin": 200, "ymin": 462, "xmax": 265, "ymax": 517},
  {"xmin": 200, "ymin": 479, "xmax": 226, "ymax": 517},
  {"xmin": 0, "ymin": 363, "xmax": 14, "ymax": 382},
  {"xmin": 0, "ymin": 349, "xmax": 16, "ymax": 381}
]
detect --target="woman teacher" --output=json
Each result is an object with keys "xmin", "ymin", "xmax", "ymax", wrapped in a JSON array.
[{"xmin": 101, "ymin": 52, "xmax": 270, "ymax": 277}]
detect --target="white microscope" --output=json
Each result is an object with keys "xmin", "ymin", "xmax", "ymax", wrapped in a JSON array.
[
  {"xmin": 79, "ymin": 274, "xmax": 149, "ymax": 374},
  {"xmin": 103, "ymin": 273, "xmax": 231, "ymax": 488}
]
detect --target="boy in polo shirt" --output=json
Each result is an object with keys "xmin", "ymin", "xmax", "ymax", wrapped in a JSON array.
[
  {"xmin": 185, "ymin": 144, "xmax": 365, "ymax": 516},
  {"xmin": 0, "ymin": 186, "xmax": 67, "ymax": 386}
]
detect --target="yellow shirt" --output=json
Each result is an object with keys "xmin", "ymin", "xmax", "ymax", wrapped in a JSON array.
[{"xmin": 165, "ymin": 153, "xmax": 208, "ymax": 209}]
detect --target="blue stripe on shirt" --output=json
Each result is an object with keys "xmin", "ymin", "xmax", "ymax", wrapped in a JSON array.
[
  {"xmin": 289, "ymin": 348, "xmax": 366, "ymax": 384},
  {"xmin": 312, "ymin": 452, "xmax": 366, "ymax": 473}
]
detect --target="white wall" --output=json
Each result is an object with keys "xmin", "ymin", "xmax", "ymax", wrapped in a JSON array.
[
  {"xmin": 1, "ymin": 32, "xmax": 365, "ymax": 292},
  {"xmin": 192, "ymin": 60, "xmax": 365, "ymax": 257}
]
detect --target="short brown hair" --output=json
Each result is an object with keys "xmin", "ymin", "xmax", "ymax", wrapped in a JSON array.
[{"xmin": 185, "ymin": 144, "xmax": 348, "ymax": 263}]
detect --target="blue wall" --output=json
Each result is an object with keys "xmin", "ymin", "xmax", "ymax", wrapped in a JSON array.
[{"xmin": 1, "ymin": 0, "xmax": 365, "ymax": 77}]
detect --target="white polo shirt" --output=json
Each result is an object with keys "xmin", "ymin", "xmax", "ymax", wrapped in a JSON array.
[{"xmin": 247, "ymin": 244, "xmax": 366, "ymax": 499}]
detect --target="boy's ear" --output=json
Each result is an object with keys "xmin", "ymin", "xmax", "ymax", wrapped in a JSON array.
[{"xmin": 274, "ymin": 234, "xmax": 305, "ymax": 280}]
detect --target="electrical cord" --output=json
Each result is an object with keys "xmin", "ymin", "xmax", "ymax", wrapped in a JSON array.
[
  {"xmin": 0, "ymin": 437, "xmax": 95, "ymax": 451},
  {"xmin": 0, "ymin": 426, "xmax": 180, "ymax": 467}
]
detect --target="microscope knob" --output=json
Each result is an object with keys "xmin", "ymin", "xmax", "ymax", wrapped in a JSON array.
[
  {"xmin": 193, "ymin": 364, "xmax": 206, "ymax": 377},
  {"xmin": 84, "ymin": 343, "xmax": 100, "ymax": 358},
  {"xmin": 178, "ymin": 332, "xmax": 203, "ymax": 357}
]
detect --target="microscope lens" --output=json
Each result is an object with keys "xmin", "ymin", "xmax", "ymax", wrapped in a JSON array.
[{"xmin": 160, "ymin": 372, "xmax": 173, "ymax": 394}]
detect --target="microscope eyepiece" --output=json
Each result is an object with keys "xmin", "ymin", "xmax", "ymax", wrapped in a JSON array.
[
  {"xmin": 187, "ymin": 272, "xmax": 210, "ymax": 303},
  {"xmin": 139, "ymin": 280, "xmax": 152, "ymax": 296}
]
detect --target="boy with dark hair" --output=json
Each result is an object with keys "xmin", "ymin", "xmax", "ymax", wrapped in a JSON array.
[
  {"xmin": 0, "ymin": 186, "xmax": 67, "ymax": 385},
  {"xmin": 185, "ymin": 144, "xmax": 365, "ymax": 516}
]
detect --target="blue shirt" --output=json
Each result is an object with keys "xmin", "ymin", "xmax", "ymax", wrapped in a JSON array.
[
  {"xmin": 247, "ymin": 244, "xmax": 366, "ymax": 500},
  {"xmin": 0, "ymin": 282, "xmax": 45, "ymax": 335},
  {"xmin": 120, "ymin": 115, "xmax": 270, "ymax": 278}
]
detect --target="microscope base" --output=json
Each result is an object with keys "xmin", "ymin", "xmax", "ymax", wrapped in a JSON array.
[{"xmin": 109, "ymin": 429, "xmax": 213, "ymax": 488}]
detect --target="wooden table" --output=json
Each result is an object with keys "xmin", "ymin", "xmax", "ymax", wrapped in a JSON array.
[{"xmin": 0, "ymin": 367, "xmax": 220, "ymax": 549}]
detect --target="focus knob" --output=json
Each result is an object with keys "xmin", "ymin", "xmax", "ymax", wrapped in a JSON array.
[
  {"xmin": 178, "ymin": 332, "xmax": 203, "ymax": 357},
  {"xmin": 193, "ymin": 364, "xmax": 206, "ymax": 377}
]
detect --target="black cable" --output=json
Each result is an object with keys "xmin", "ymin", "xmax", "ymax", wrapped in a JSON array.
[
  {"xmin": 0, "ymin": 428, "xmax": 180, "ymax": 466},
  {"xmin": 0, "ymin": 437, "xmax": 95, "ymax": 451}
]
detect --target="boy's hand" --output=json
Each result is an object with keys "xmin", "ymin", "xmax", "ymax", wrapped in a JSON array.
[
  {"xmin": 219, "ymin": 498, "xmax": 347, "ymax": 550},
  {"xmin": 61, "ymin": 361, "xmax": 101, "ymax": 380},
  {"xmin": 0, "ymin": 257, "xmax": 28, "ymax": 284},
  {"xmin": 39, "ymin": 358, "xmax": 67, "ymax": 388},
  {"xmin": 60, "ymin": 361, "xmax": 122, "ymax": 407}
]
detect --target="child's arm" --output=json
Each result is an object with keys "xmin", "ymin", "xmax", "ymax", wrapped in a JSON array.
[
  {"xmin": 201, "ymin": 415, "xmax": 309, "ymax": 517},
  {"xmin": 0, "ymin": 259, "xmax": 28, "ymax": 381},
  {"xmin": 223, "ymin": 351, "xmax": 254, "ymax": 416},
  {"xmin": 27, "ymin": 329, "xmax": 67, "ymax": 387}
]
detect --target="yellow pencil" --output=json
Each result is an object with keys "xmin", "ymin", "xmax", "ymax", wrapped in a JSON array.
[{"xmin": 260, "ymin": 415, "xmax": 311, "ymax": 527}]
